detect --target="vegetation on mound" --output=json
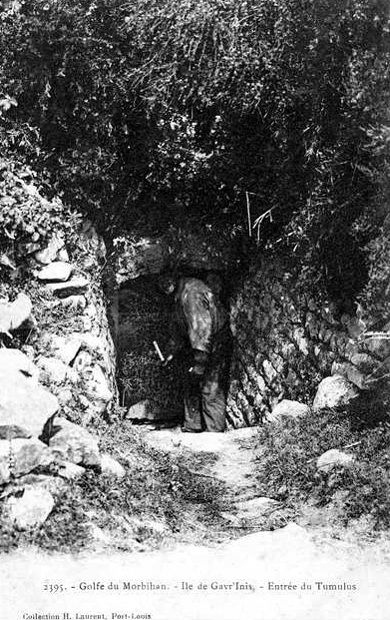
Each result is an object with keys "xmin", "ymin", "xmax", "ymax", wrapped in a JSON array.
[
  {"xmin": 0, "ymin": 421, "xmax": 227, "ymax": 554},
  {"xmin": 254, "ymin": 401, "xmax": 390, "ymax": 534},
  {"xmin": 1, "ymin": 0, "xmax": 389, "ymax": 307}
]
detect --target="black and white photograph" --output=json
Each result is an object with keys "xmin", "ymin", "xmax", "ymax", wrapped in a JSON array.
[{"xmin": 0, "ymin": 1, "xmax": 389, "ymax": 619}]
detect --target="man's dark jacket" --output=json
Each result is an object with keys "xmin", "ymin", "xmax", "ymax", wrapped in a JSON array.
[{"xmin": 168, "ymin": 277, "xmax": 231, "ymax": 432}]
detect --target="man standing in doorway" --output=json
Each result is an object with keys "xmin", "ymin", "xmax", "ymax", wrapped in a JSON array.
[{"xmin": 164, "ymin": 274, "xmax": 231, "ymax": 433}]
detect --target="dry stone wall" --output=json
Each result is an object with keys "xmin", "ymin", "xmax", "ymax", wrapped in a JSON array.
[
  {"xmin": 227, "ymin": 261, "xmax": 390, "ymax": 427},
  {"xmin": 0, "ymin": 218, "xmax": 122, "ymax": 530}
]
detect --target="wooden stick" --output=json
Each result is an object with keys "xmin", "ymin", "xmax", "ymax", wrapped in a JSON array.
[
  {"xmin": 153, "ymin": 340, "xmax": 165, "ymax": 362},
  {"xmin": 246, "ymin": 191, "xmax": 252, "ymax": 238}
]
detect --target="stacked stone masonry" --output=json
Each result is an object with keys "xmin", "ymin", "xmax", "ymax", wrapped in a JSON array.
[
  {"xmin": 0, "ymin": 220, "xmax": 122, "ymax": 530},
  {"xmin": 227, "ymin": 262, "xmax": 390, "ymax": 428}
]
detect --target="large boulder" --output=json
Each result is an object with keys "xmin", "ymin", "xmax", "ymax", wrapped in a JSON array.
[
  {"xmin": 316, "ymin": 449, "xmax": 355, "ymax": 473},
  {"xmin": 37, "ymin": 261, "xmax": 72, "ymax": 282},
  {"xmin": 267, "ymin": 399, "xmax": 310, "ymax": 422},
  {"xmin": 126, "ymin": 400, "xmax": 151, "ymax": 420},
  {"xmin": 0, "ymin": 293, "xmax": 32, "ymax": 335},
  {"xmin": 0, "ymin": 349, "xmax": 59, "ymax": 437},
  {"xmin": 0, "ymin": 348, "xmax": 39, "ymax": 381},
  {"xmin": 313, "ymin": 375, "xmax": 359, "ymax": 411},
  {"xmin": 0, "ymin": 438, "xmax": 54, "ymax": 485},
  {"xmin": 49, "ymin": 418, "xmax": 101, "ymax": 468},
  {"xmin": 3, "ymin": 486, "xmax": 54, "ymax": 529}
]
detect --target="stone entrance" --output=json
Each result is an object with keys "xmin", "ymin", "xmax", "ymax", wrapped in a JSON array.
[{"xmin": 117, "ymin": 275, "xmax": 183, "ymax": 424}]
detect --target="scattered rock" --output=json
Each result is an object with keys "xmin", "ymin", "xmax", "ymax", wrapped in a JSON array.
[
  {"xmin": 235, "ymin": 496, "xmax": 279, "ymax": 517},
  {"xmin": 81, "ymin": 333, "xmax": 112, "ymax": 370},
  {"xmin": 0, "ymin": 293, "xmax": 32, "ymax": 334},
  {"xmin": 83, "ymin": 364, "xmax": 113, "ymax": 411},
  {"xmin": 57, "ymin": 461, "xmax": 85, "ymax": 480},
  {"xmin": 37, "ymin": 356, "xmax": 72, "ymax": 384},
  {"xmin": 0, "ymin": 253, "xmax": 16, "ymax": 271},
  {"xmin": 56, "ymin": 389, "xmax": 74, "ymax": 406},
  {"xmin": 225, "ymin": 523, "xmax": 313, "ymax": 556},
  {"xmin": 18, "ymin": 240, "xmax": 41, "ymax": 256},
  {"xmin": 350, "ymin": 353, "xmax": 377, "ymax": 373},
  {"xmin": 126, "ymin": 400, "xmax": 151, "ymax": 420},
  {"xmin": 262, "ymin": 360, "xmax": 278, "ymax": 383},
  {"xmin": 87, "ymin": 522, "xmax": 111, "ymax": 547},
  {"xmin": 267, "ymin": 399, "xmax": 310, "ymax": 422},
  {"xmin": 34, "ymin": 233, "xmax": 65, "ymax": 265},
  {"xmin": 37, "ymin": 261, "xmax": 72, "ymax": 282},
  {"xmin": 316, "ymin": 449, "xmax": 355, "ymax": 473},
  {"xmin": 0, "ymin": 438, "xmax": 54, "ymax": 484},
  {"xmin": 50, "ymin": 335, "xmax": 83, "ymax": 365},
  {"xmin": 82, "ymin": 316, "xmax": 93, "ymax": 331},
  {"xmin": 0, "ymin": 349, "xmax": 59, "ymax": 437},
  {"xmin": 331, "ymin": 361, "xmax": 369, "ymax": 390},
  {"xmin": 16, "ymin": 473, "xmax": 67, "ymax": 496},
  {"xmin": 73, "ymin": 350, "xmax": 92, "ymax": 374},
  {"xmin": 59, "ymin": 295, "xmax": 87, "ymax": 311},
  {"xmin": 57, "ymin": 247, "xmax": 69, "ymax": 262},
  {"xmin": 100, "ymin": 454, "xmax": 125, "ymax": 478},
  {"xmin": 21, "ymin": 344, "xmax": 35, "ymax": 360},
  {"xmin": 293, "ymin": 327, "xmax": 309, "ymax": 355},
  {"xmin": 49, "ymin": 418, "xmax": 101, "ymax": 469},
  {"xmin": 46, "ymin": 276, "xmax": 89, "ymax": 298},
  {"xmin": 0, "ymin": 425, "xmax": 31, "ymax": 440},
  {"xmin": 3, "ymin": 487, "xmax": 54, "ymax": 529},
  {"xmin": 313, "ymin": 375, "xmax": 359, "ymax": 411}
]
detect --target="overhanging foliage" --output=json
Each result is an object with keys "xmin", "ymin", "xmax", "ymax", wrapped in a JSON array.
[{"xmin": 0, "ymin": 0, "xmax": 389, "ymax": 302}]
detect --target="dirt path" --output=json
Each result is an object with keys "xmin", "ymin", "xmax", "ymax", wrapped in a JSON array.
[
  {"xmin": 2, "ymin": 426, "xmax": 390, "ymax": 620},
  {"xmin": 143, "ymin": 426, "xmax": 259, "ymax": 492},
  {"xmin": 143, "ymin": 424, "xmax": 390, "ymax": 557}
]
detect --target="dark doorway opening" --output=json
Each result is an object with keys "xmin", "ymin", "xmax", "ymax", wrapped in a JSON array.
[{"xmin": 117, "ymin": 275, "xmax": 182, "ymax": 425}]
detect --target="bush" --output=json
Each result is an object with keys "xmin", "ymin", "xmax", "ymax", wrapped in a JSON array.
[
  {"xmin": 0, "ymin": 156, "xmax": 81, "ymax": 265},
  {"xmin": 0, "ymin": 0, "xmax": 389, "ymax": 304}
]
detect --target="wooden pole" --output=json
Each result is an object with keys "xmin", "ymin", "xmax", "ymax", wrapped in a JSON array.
[{"xmin": 246, "ymin": 191, "xmax": 252, "ymax": 238}]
